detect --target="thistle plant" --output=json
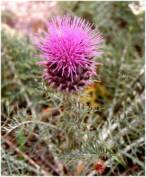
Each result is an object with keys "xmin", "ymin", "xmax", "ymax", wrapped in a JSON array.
[
  {"xmin": 35, "ymin": 16, "xmax": 103, "ymax": 92},
  {"xmin": 2, "ymin": 2, "xmax": 144, "ymax": 176}
]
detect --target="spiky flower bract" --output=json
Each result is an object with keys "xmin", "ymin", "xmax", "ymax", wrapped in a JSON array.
[{"xmin": 35, "ymin": 16, "xmax": 103, "ymax": 92}]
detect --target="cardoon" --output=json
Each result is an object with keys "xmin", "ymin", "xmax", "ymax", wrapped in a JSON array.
[{"xmin": 35, "ymin": 16, "xmax": 103, "ymax": 92}]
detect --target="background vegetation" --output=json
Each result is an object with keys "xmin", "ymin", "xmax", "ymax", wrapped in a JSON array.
[{"xmin": 1, "ymin": 1, "xmax": 145, "ymax": 176}]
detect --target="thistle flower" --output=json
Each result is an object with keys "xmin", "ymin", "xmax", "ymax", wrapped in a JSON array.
[{"xmin": 35, "ymin": 16, "xmax": 103, "ymax": 92}]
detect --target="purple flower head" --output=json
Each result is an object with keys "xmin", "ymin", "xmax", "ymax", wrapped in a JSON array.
[{"xmin": 35, "ymin": 16, "xmax": 103, "ymax": 92}]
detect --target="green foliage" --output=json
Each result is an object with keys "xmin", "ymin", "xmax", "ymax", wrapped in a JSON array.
[{"xmin": 2, "ymin": 1, "xmax": 145, "ymax": 176}]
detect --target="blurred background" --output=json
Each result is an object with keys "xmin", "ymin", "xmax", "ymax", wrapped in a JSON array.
[{"xmin": 1, "ymin": 1, "xmax": 145, "ymax": 176}]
